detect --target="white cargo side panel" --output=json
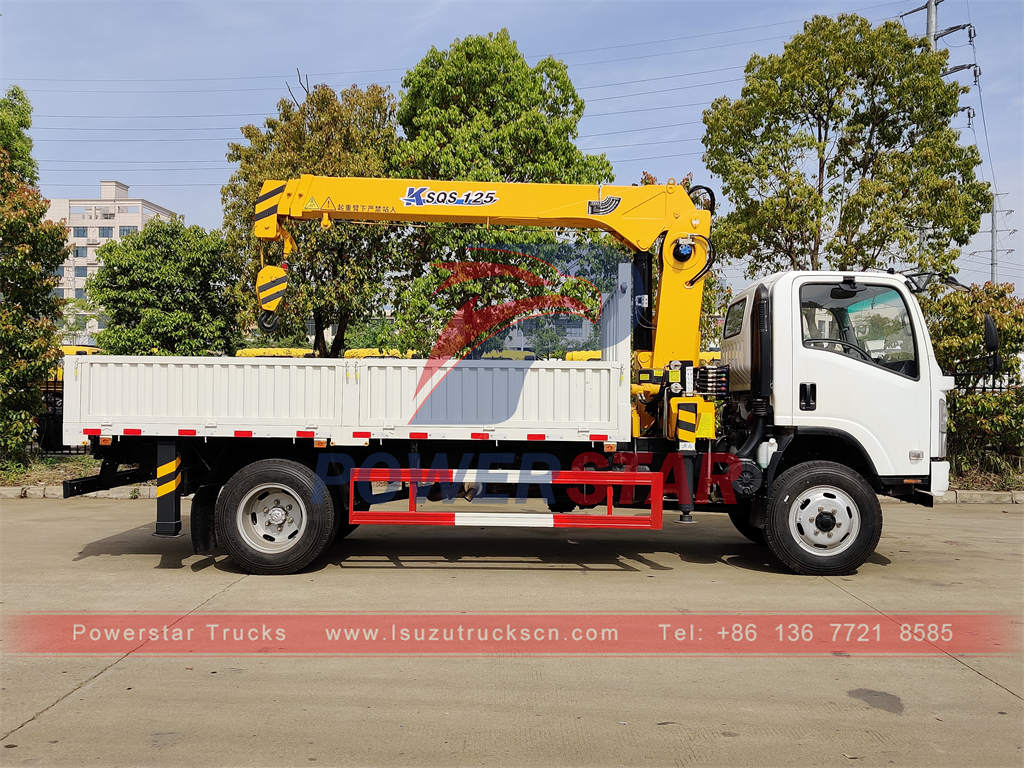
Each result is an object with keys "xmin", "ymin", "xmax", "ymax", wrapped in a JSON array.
[{"xmin": 62, "ymin": 356, "xmax": 358, "ymax": 444}]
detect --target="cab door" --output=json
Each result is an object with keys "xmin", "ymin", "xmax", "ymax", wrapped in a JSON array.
[{"xmin": 790, "ymin": 277, "xmax": 931, "ymax": 478}]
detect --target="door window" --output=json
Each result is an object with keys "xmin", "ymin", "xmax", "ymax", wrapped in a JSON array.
[{"xmin": 800, "ymin": 283, "xmax": 918, "ymax": 378}]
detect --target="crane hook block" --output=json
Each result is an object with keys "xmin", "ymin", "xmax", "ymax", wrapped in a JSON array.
[{"xmin": 256, "ymin": 264, "xmax": 288, "ymax": 312}]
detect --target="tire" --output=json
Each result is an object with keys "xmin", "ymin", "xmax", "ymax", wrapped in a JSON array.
[
  {"xmin": 215, "ymin": 459, "xmax": 336, "ymax": 575},
  {"xmin": 763, "ymin": 461, "xmax": 882, "ymax": 576},
  {"xmin": 727, "ymin": 502, "xmax": 765, "ymax": 544}
]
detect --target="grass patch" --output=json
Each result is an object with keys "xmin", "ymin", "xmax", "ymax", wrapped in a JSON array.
[{"xmin": 0, "ymin": 454, "xmax": 101, "ymax": 486}]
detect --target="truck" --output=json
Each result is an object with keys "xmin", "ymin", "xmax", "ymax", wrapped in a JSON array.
[{"xmin": 60, "ymin": 175, "xmax": 981, "ymax": 576}]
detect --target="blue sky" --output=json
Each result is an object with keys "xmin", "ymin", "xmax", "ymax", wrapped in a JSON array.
[{"xmin": 1, "ymin": 0, "xmax": 1020, "ymax": 289}]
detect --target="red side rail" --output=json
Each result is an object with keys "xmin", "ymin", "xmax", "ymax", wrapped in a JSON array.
[{"xmin": 348, "ymin": 468, "xmax": 663, "ymax": 530}]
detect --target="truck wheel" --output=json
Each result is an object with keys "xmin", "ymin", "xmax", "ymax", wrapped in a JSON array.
[
  {"xmin": 763, "ymin": 461, "xmax": 882, "ymax": 576},
  {"xmin": 215, "ymin": 459, "xmax": 335, "ymax": 575},
  {"xmin": 727, "ymin": 502, "xmax": 765, "ymax": 544}
]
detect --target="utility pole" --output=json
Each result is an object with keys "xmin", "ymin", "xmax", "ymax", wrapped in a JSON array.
[
  {"xmin": 991, "ymin": 196, "xmax": 998, "ymax": 282},
  {"xmin": 927, "ymin": 0, "xmax": 937, "ymax": 49}
]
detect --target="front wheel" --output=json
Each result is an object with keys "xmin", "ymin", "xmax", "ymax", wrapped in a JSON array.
[
  {"xmin": 215, "ymin": 458, "xmax": 336, "ymax": 575},
  {"xmin": 763, "ymin": 461, "xmax": 882, "ymax": 576}
]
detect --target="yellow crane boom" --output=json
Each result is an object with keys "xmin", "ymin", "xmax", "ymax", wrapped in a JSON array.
[{"xmin": 252, "ymin": 174, "xmax": 713, "ymax": 368}]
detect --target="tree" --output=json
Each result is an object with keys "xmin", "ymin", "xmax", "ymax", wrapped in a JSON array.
[
  {"xmin": 0, "ymin": 150, "xmax": 67, "ymax": 463},
  {"xmin": 87, "ymin": 218, "xmax": 242, "ymax": 355},
  {"xmin": 0, "ymin": 86, "xmax": 38, "ymax": 185},
  {"xmin": 386, "ymin": 30, "xmax": 615, "ymax": 355},
  {"xmin": 919, "ymin": 281, "xmax": 1023, "ymax": 386},
  {"xmin": 702, "ymin": 14, "xmax": 991, "ymax": 278},
  {"xmin": 222, "ymin": 81, "xmax": 400, "ymax": 357},
  {"xmin": 919, "ymin": 282, "xmax": 1024, "ymax": 477}
]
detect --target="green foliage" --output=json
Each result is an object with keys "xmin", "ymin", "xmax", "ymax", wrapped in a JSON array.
[
  {"xmin": 919, "ymin": 282, "xmax": 1024, "ymax": 477},
  {"xmin": 702, "ymin": 14, "xmax": 991, "ymax": 278},
  {"xmin": 344, "ymin": 315, "xmax": 396, "ymax": 350},
  {"xmin": 919, "ymin": 281, "xmax": 1024, "ymax": 385},
  {"xmin": 387, "ymin": 30, "xmax": 615, "ymax": 353},
  {"xmin": 946, "ymin": 388, "xmax": 1024, "ymax": 475},
  {"xmin": 397, "ymin": 28, "xmax": 611, "ymax": 185},
  {"xmin": 87, "ymin": 218, "xmax": 242, "ymax": 355},
  {"xmin": 0, "ymin": 149, "xmax": 67, "ymax": 463},
  {"xmin": 223, "ymin": 82, "xmax": 400, "ymax": 356},
  {"xmin": 370, "ymin": 247, "xmax": 609, "ymax": 358},
  {"xmin": 0, "ymin": 86, "xmax": 38, "ymax": 185}
]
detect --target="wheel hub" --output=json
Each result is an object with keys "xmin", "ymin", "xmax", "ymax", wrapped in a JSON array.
[
  {"xmin": 788, "ymin": 485, "xmax": 861, "ymax": 557},
  {"xmin": 813, "ymin": 510, "xmax": 837, "ymax": 532},
  {"xmin": 267, "ymin": 507, "xmax": 286, "ymax": 525},
  {"xmin": 237, "ymin": 485, "xmax": 306, "ymax": 554}
]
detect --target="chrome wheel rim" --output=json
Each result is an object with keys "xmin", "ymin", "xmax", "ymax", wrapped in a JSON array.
[
  {"xmin": 788, "ymin": 485, "xmax": 860, "ymax": 557},
  {"xmin": 236, "ymin": 483, "xmax": 307, "ymax": 554}
]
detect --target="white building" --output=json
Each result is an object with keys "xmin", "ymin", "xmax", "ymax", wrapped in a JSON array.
[{"xmin": 45, "ymin": 181, "xmax": 178, "ymax": 341}]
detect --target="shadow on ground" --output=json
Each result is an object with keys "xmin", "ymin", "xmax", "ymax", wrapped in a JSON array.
[
  {"xmin": 72, "ymin": 513, "xmax": 891, "ymax": 576},
  {"xmin": 70, "ymin": 515, "xmax": 789, "ymax": 574}
]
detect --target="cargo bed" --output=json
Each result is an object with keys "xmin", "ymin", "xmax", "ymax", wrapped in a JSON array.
[{"xmin": 62, "ymin": 265, "xmax": 632, "ymax": 447}]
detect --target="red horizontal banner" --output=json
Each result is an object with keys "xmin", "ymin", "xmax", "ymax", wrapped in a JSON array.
[{"xmin": 9, "ymin": 613, "xmax": 1016, "ymax": 656}]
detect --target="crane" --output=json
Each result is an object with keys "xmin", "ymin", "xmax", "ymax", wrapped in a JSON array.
[{"xmin": 251, "ymin": 175, "xmax": 716, "ymax": 371}]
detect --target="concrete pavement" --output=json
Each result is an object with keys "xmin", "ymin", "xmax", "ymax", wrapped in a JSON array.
[{"xmin": 1, "ymin": 497, "xmax": 1021, "ymax": 767}]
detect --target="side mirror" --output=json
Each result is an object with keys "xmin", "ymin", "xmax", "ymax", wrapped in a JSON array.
[{"xmin": 983, "ymin": 314, "xmax": 1000, "ymax": 352}]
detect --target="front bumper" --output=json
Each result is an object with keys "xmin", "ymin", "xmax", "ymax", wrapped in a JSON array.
[{"xmin": 930, "ymin": 460, "xmax": 950, "ymax": 495}]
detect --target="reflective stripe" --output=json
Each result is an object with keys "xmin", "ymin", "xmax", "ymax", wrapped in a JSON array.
[
  {"xmin": 254, "ymin": 206, "xmax": 278, "ymax": 221},
  {"xmin": 157, "ymin": 456, "xmax": 181, "ymax": 478},
  {"xmin": 156, "ymin": 473, "xmax": 182, "ymax": 497},
  {"xmin": 258, "ymin": 286, "xmax": 287, "ymax": 304},
  {"xmin": 257, "ymin": 274, "xmax": 288, "ymax": 293},
  {"xmin": 452, "ymin": 469, "xmax": 553, "ymax": 484},
  {"xmin": 255, "ymin": 184, "xmax": 286, "ymax": 204},
  {"xmin": 453, "ymin": 512, "xmax": 554, "ymax": 527}
]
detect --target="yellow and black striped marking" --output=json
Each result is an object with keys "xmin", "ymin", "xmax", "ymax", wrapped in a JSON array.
[
  {"xmin": 256, "ymin": 265, "xmax": 288, "ymax": 311},
  {"xmin": 254, "ymin": 182, "xmax": 286, "ymax": 222},
  {"xmin": 155, "ymin": 439, "xmax": 182, "ymax": 536},
  {"xmin": 675, "ymin": 401, "xmax": 698, "ymax": 443},
  {"xmin": 157, "ymin": 455, "xmax": 181, "ymax": 497}
]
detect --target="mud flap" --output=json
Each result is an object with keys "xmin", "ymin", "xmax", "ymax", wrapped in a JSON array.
[{"xmin": 190, "ymin": 484, "xmax": 220, "ymax": 554}]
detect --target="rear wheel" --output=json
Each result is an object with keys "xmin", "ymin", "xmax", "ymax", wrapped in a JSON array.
[
  {"xmin": 215, "ymin": 459, "xmax": 335, "ymax": 575},
  {"xmin": 763, "ymin": 461, "xmax": 882, "ymax": 576}
]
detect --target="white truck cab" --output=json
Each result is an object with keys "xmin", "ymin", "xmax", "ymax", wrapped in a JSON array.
[{"xmin": 722, "ymin": 271, "xmax": 954, "ymax": 500}]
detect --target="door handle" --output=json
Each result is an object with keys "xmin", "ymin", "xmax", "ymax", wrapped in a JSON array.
[{"xmin": 800, "ymin": 382, "xmax": 816, "ymax": 411}]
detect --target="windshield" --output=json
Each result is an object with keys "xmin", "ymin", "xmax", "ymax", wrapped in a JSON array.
[{"xmin": 800, "ymin": 283, "xmax": 919, "ymax": 378}]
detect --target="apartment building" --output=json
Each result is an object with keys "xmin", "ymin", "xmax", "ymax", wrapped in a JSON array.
[{"xmin": 45, "ymin": 180, "xmax": 178, "ymax": 341}]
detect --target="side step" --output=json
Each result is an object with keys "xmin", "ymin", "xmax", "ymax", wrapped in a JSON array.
[{"xmin": 348, "ymin": 468, "xmax": 663, "ymax": 530}]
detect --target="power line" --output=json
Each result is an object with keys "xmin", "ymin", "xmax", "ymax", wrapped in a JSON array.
[
  {"xmin": 586, "ymin": 78, "xmax": 743, "ymax": 103},
  {"xmin": 33, "ymin": 137, "xmax": 239, "ymax": 142},
  {"xmin": 39, "ymin": 158, "xmax": 229, "ymax": 164},
  {"xmin": 0, "ymin": 3, "xmax": 901, "ymax": 85},
  {"xmin": 578, "ymin": 120, "xmax": 703, "ymax": 138},
  {"xmin": 37, "ymin": 136, "xmax": 705, "ymax": 171},
  {"xmin": 586, "ymin": 99, "xmax": 714, "ymax": 118}
]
